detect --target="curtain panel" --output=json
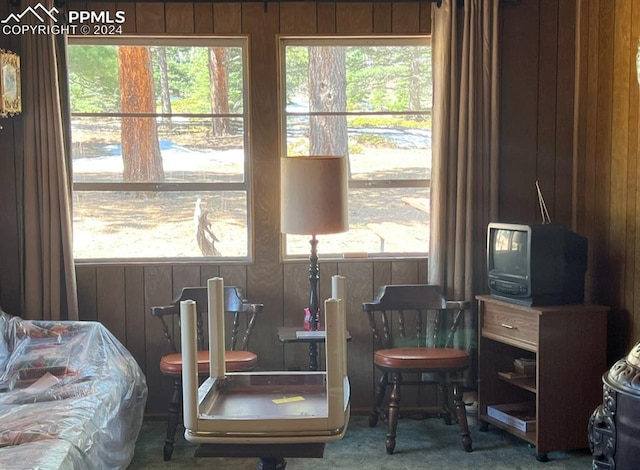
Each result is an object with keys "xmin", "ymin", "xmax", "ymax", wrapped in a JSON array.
[
  {"xmin": 20, "ymin": 0, "xmax": 78, "ymax": 320},
  {"xmin": 429, "ymin": 0, "xmax": 500, "ymax": 382}
]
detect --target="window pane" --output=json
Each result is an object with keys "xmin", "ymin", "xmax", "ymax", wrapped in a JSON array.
[
  {"xmin": 73, "ymin": 191, "xmax": 248, "ymax": 259},
  {"xmin": 285, "ymin": 45, "xmax": 431, "ymax": 113},
  {"xmin": 69, "ymin": 39, "xmax": 250, "ymax": 260},
  {"xmin": 68, "ymin": 44, "xmax": 120, "ymax": 113},
  {"xmin": 71, "ymin": 117, "xmax": 245, "ymax": 184},
  {"xmin": 68, "ymin": 45, "xmax": 245, "ymax": 115},
  {"xmin": 286, "ymin": 187, "xmax": 429, "ymax": 256},
  {"xmin": 283, "ymin": 39, "xmax": 431, "ymax": 257}
]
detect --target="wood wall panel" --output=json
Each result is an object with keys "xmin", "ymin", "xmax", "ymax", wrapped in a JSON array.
[
  {"xmin": 124, "ymin": 266, "xmax": 146, "ymax": 371},
  {"xmin": 373, "ymin": 2, "xmax": 391, "ymax": 33},
  {"xmin": 392, "ymin": 2, "xmax": 420, "ymax": 34},
  {"xmin": 499, "ymin": 0, "xmax": 540, "ymax": 223},
  {"xmin": 536, "ymin": 0, "xmax": 558, "ymax": 221},
  {"xmin": 193, "ymin": 2, "xmax": 213, "ymax": 32},
  {"xmin": 628, "ymin": 0, "xmax": 640, "ymax": 346},
  {"xmin": 117, "ymin": 1, "xmax": 137, "ymax": 34},
  {"xmin": 372, "ymin": 260, "xmax": 392, "ymax": 289},
  {"xmin": 610, "ymin": 0, "xmax": 631, "ymax": 333},
  {"xmin": 575, "ymin": 0, "xmax": 640, "ymax": 361},
  {"xmin": 317, "ymin": 2, "xmax": 336, "ymax": 33},
  {"xmin": 554, "ymin": 0, "xmax": 576, "ymax": 225},
  {"xmin": 419, "ymin": 1, "xmax": 431, "ymax": 34},
  {"xmin": 593, "ymin": 0, "xmax": 614, "ymax": 309},
  {"xmin": 280, "ymin": 2, "xmax": 317, "ymax": 34},
  {"xmin": 135, "ymin": 2, "xmax": 165, "ymax": 33},
  {"xmin": 200, "ymin": 264, "xmax": 220, "ymax": 284},
  {"xmin": 213, "ymin": 3, "xmax": 242, "ymax": 33},
  {"xmin": 76, "ymin": 266, "xmax": 98, "ymax": 321},
  {"xmin": 142, "ymin": 265, "xmax": 173, "ymax": 414},
  {"xmin": 165, "ymin": 2, "xmax": 195, "ymax": 33},
  {"xmin": 96, "ymin": 266, "xmax": 126, "ymax": 343},
  {"xmin": 336, "ymin": 3, "xmax": 373, "ymax": 33}
]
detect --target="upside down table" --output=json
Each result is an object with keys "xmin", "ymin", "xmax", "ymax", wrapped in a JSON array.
[{"xmin": 180, "ymin": 276, "xmax": 350, "ymax": 469}]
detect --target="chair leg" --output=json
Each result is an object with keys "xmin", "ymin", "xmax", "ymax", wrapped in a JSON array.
[
  {"xmin": 438, "ymin": 381, "xmax": 453, "ymax": 425},
  {"xmin": 385, "ymin": 372, "xmax": 402, "ymax": 454},
  {"xmin": 369, "ymin": 372, "xmax": 388, "ymax": 427},
  {"xmin": 452, "ymin": 381, "xmax": 472, "ymax": 452},
  {"xmin": 164, "ymin": 377, "xmax": 182, "ymax": 461}
]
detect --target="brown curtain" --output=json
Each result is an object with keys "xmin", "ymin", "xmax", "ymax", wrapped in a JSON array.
[
  {"xmin": 429, "ymin": 0, "xmax": 499, "ymax": 358},
  {"xmin": 20, "ymin": 0, "xmax": 78, "ymax": 320}
]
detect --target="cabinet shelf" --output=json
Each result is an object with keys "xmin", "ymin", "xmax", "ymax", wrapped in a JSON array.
[
  {"xmin": 480, "ymin": 413, "xmax": 536, "ymax": 445},
  {"xmin": 497, "ymin": 372, "xmax": 536, "ymax": 393}
]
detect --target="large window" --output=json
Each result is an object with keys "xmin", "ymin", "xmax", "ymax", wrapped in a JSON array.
[
  {"xmin": 68, "ymin": 37, "xmax": 250, "ymax": 261},
  {"xmin": 281, "ymin": 37, "xmax": 431, "ymax": 258}
]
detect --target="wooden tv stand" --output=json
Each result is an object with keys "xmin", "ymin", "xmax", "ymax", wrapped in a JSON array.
[{"xmin": 476, "ymin": 295, "xmax": 608, "ymax": 462}]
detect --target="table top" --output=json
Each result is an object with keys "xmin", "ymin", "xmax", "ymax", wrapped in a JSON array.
[{"xmin": 277, "ymin": 326, "xmax": 352, "ymax": 343}]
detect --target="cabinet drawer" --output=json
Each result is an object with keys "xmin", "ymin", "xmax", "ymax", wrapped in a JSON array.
[{"xmin": 482, "ymin": 303, "xmax": 538, "ymax": 350}]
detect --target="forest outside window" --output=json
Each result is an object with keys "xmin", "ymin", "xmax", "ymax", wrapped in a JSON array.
[
  {"xmin": 68, "ymin": 37, "xmax": 250, "ymax": 261},
  {"xmin": 281, "ymin": 37, "xmax": 431, "ymax": 258}
]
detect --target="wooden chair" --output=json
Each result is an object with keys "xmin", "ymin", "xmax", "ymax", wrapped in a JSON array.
[
  {"xmin": 362, "ymin": 284, "xmax": 473, "ymax": 454},
  {"xmin": 151, "ymin": 285, "xmax": 262, "ymax": 461}
]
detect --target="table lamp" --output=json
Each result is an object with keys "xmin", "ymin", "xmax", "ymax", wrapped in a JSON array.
[{"xmin": 281, "ymin": 155, "xmax": 348, "ymax": 332}]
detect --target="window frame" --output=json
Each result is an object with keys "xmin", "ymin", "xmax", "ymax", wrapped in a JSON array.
[
  {"xmin": 68, "ymin": 35, "xmax": 253, "ymax": 263},
  {"xmin": 278, "ymin": 35, "xmax": 431, "ymax": 261}
]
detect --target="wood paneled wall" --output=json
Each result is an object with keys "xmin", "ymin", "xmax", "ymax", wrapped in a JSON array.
[
  {"xmin": 499, "ymin": 0, "xmax": 577, "ymax": 226},
  {"xmin": 575, "ymin": 0, "xmax": 640, "ymax": 361},
  {"xmin": 3, "ymin": 0, "xmax": 636, "ymax": 418}
]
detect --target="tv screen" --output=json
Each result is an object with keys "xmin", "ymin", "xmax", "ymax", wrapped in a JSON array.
[
  {"xmin": 487, "ymin": 223, "xmax": 587, "ymax": 306},
  {"xmin": 491, "ymin": 229, "xmax": 528, "ymax": 278}
]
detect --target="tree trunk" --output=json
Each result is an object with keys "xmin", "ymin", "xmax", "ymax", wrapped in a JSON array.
[
  {"xmin": 208, "ymin": 47, "xmax": 230, "ymax": 136},
  {"xmin": 408, "ymin": 48, "xmax": 422, "ymax": 116},
  {"xmin": 308, "ymin": 46, "xmax": 348, "ymax": 157},
  {"xmin": 156, "ymin": 47, "xmax": 172, "ymax": 128},
  {"xmin": 117, "ymin": 46, "xmax": 164, "ymax": 182}
]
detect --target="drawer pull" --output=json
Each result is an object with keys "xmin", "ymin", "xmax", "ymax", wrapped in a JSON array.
[{"xmin": 500, "ymin": 323, "xmax": 517, "ymax": 330}]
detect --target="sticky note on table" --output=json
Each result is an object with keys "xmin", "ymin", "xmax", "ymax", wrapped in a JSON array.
[{"xmin": 272, "ymin": 396, "xmax": 305, "ymax": 404}]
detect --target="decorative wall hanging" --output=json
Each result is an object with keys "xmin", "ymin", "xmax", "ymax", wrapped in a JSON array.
[{"xmin": 0, "ymin": 49, "xmax": 21, "ymax": 117}]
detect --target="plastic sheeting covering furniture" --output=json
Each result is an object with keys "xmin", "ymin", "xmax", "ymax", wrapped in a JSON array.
[{"xmin": 0, "ymin": 308, "xmax": 148, "ymax": 469}]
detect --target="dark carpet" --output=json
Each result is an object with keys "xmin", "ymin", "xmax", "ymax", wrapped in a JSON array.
[{"xmin": 128, "ymin": 413, "xmax": 593, "ymax": 469}]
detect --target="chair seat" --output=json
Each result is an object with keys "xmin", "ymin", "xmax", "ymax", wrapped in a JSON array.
[
  {"xmin": 160, "ymin": 350, "xmax": 257, "ymax": 375},
  {"xmin": 374, "ymin": 347, "xmax": 469, "ymax": 371}
]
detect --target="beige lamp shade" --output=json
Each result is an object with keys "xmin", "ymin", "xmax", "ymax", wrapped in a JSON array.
[{"xmin": 281, "ymin": 156, "xmax": 349, "ymax": 235}]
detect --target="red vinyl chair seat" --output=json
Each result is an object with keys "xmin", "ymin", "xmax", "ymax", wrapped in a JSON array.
[
  {"xmin": 160, "ymin": 350, "xmax": 258, "ymax": 376},
  {"xmin": 374, "ymin": 347, "xmax": 469, "ymax": 371}
]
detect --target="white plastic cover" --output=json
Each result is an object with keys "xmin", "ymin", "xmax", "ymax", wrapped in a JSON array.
[{"xmin": 0, "ymin": 308, "xmax": 147, "ymax": 469}]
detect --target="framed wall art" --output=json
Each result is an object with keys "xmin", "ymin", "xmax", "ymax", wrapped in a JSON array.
[{"xmin": 0, "ymin": 49, "xmax": 21, "ymax": 117}]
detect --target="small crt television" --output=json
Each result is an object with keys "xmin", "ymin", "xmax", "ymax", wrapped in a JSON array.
[{"xmin": 487, "ymin": 223, "xmax": 588, "ymax": 306}]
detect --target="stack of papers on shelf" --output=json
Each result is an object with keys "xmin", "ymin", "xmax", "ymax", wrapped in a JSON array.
[
  {"xmin": 513, "ymin": 357, "xmax": 536, "ymax": 376},
  {"xmin": 487, "ymin": 402, "xmax": 536, "ymax": 433}
]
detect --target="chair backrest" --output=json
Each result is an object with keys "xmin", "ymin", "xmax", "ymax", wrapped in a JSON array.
[
  {"xmin": 362, "ymin": 284, "xmax": 469, "ymax": 351},
  {"xmin": 151, "ymin": 286, "xmax": 262, "ymax": 353}
]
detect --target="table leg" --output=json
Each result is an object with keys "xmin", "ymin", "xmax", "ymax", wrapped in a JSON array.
[
  {"xmin": 309, "ymin": 342, "xmax": 318, "ymax": 371},
  {"xmin": 256, "ymin": 457, "xmax": 287, "ymax": 469}
]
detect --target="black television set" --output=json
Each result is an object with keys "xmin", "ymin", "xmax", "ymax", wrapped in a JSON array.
[{"xmin": 487, "ymin": 222, "xmax": 588, "ymax": 306}]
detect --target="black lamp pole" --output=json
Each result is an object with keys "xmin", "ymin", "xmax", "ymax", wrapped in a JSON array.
[
  {"xmin": 308, "ymin": 234, "xmax": 320, "ymax": 370},
  {"xmin": 308, "ymin": 234, "xmax": 320, "ymax": 331}
]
